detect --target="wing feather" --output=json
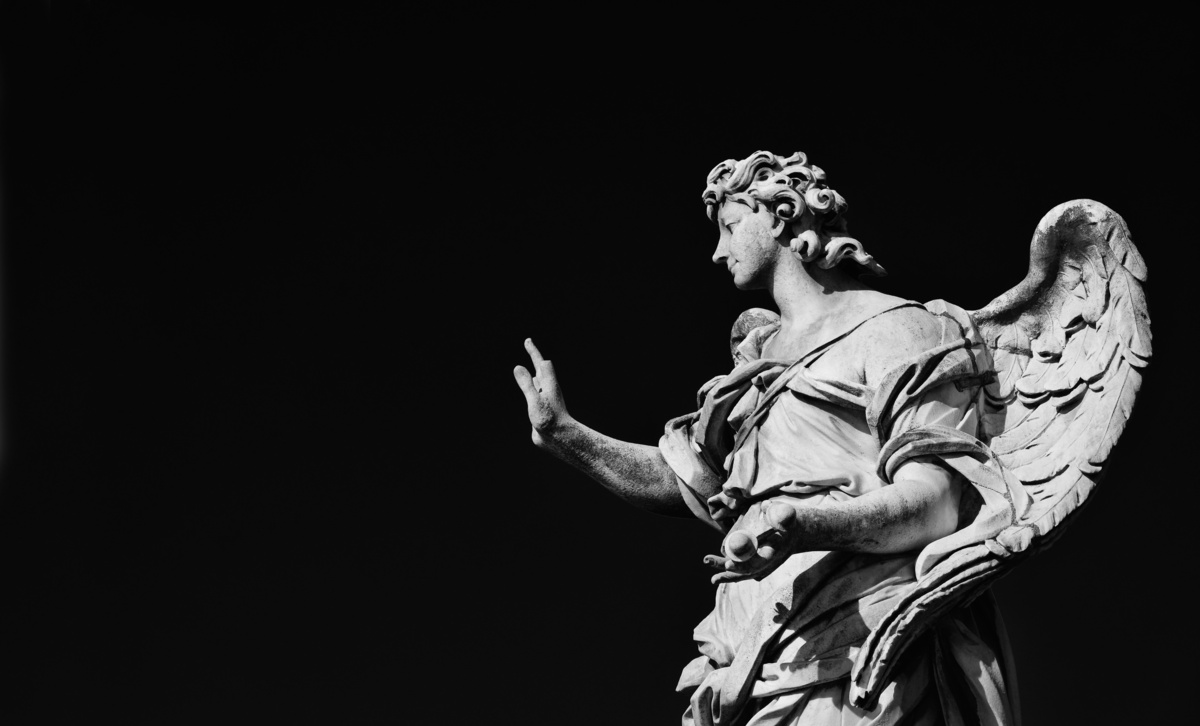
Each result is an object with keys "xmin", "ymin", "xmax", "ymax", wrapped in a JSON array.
[
  {"xmin": 986, "ymin": 401, "xmax": 1053, "ymax": 455},
  {"xmin": 850, "ymin": 199, "xmax": 1151, "ymax": 709}
]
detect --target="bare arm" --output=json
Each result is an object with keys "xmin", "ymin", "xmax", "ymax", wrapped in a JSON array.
[
  {"xmin": 708, "ymin": 456, "xmax": 962, "ymax": 583},
  {"xmin": 514, "ymin": 339, "xmax": 690, "ymax": 516}
]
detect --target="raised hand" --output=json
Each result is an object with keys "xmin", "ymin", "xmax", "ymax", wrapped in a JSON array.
[{"xmin": 513, "ymin": 338, "xmax": 571, "ymax": 446}]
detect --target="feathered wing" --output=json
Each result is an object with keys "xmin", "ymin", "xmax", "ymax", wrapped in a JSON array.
[{"xmin": 849, "ymin": 200, "xmax": 1152, "ymax": 707}]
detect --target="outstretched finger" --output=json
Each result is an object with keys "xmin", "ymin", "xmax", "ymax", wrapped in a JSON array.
[
  {"xmin": 524, "ymin": 338, "xmax": 545, "ymax": 366},
  {"xmin": 538, "ymin": 358, "xmax": 559, "ymax": 389},
  {"xmin": 711, "ymin": 568, "xmax": 755, "ymax": 585}
]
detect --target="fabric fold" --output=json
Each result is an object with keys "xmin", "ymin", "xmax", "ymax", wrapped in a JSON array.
[{"xmin": 662, "ymin": 300, "xmax": 1021, "ymax": 725}]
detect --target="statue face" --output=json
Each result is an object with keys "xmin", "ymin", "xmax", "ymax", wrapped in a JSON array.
[{"xmin": 712, "ymin": 200, "xmax": 781, "ymax": 290}]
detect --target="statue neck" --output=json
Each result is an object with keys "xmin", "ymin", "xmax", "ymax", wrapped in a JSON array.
[{"xmin": 767, "ymin": 257, "xmax": 876, "ymax": 347}]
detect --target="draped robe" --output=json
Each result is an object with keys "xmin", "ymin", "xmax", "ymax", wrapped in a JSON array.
[{"xmin": 659, "ymin": 301, "xmax": 1029, "ymax": 726}]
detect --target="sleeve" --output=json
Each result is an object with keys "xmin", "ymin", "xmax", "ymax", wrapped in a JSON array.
[
  {"xmin": 659, "ymin": 411, "xmax": 727, "ymax": 533},
  {"xmin": 658, "ymin": 374, "xmax": 729, "ymax": 533},
  {"xmin": 865, "ymin": 309, "xmax": 1031, "ymax": 578}
]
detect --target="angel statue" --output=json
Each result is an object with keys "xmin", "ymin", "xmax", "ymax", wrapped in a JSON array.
[{"xmin": 513, "ymin": 150, "xmax": 1151, "ymax": 726}]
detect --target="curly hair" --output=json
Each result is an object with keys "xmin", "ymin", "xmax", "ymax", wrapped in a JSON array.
[{"xmin": 703, "ymin": 150, "xmax": 885, "ymax": 276}]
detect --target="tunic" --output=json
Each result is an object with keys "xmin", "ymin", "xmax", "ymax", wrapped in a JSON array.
[{"xmin": 659, "ymin": 301, "xmax": 1029, "ymax": 726}]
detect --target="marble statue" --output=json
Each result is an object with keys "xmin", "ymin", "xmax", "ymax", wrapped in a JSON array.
[{"xmin": 514, "ymin": 150, "xmax": 1151, "ymax": 725}]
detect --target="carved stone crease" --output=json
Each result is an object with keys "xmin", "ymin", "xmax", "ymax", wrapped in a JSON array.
[{"xmin": 514, "ymin": 150, "xmax": 1151, "ymax": 725}]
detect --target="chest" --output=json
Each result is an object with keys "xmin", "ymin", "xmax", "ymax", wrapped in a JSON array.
[{"xmin": 759, "ymin": 326, "xmax": 873, "ymax": 387}]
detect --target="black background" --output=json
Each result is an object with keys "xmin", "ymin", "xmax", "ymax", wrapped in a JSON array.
[{"xmin": 2, "ymin": 5, "xmax": 1195, "ymax": 724}]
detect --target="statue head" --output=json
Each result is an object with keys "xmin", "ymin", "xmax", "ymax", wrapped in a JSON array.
[{"xmin": 702, "ymin": 150, "xmax": 885, "ymax": 276}]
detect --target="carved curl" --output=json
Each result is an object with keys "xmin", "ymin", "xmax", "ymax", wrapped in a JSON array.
[{"xmin": 703, "ymin": 150, "xmax": 886, "ymax": 276}]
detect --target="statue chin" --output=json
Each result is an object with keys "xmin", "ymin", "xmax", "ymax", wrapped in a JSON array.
[{"xmin": 728, "ymin": 270, "xmax": 764, "ymax": 291}]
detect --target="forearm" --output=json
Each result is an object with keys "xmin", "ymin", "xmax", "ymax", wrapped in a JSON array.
[
  {"xmin": 792, "ymin": 460, "xmax": 961, "ymax": 554},
  {"xmin": 713, "ymin": 457, "xmax": 967, "ymax": 583},
  {"xmin": 535, "ymin": 417, "xmax": 690, "ymax": 516}
]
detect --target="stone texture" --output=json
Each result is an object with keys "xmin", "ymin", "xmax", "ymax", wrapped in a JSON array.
[{"xmin": 515, "ymin": 151, "xmax": 1151, "ymax": 725}]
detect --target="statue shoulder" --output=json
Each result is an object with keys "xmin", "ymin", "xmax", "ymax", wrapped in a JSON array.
[{"xmin": 847, "ymin": 304, "xmax": 946, "ymax": 387}]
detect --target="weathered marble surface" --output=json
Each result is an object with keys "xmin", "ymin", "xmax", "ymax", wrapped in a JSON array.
[{"xmin": 515, "ymin": 150, "xmax": 1150, "ymax": 725}]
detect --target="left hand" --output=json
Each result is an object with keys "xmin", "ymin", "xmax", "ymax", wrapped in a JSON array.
[{"xmin": 703, "ymin": 500, "xmax": 803, "ymax": 584}]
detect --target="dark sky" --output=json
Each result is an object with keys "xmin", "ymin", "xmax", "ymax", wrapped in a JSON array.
[{"xmin": 3, "ymin": 5, "xmax": 1195, "ymax": 724}]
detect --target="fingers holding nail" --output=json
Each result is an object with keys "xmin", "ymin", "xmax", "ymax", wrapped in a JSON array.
[{"xmin": 724, "ymin": 531, "xmax": 758, "ymax": 563}]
